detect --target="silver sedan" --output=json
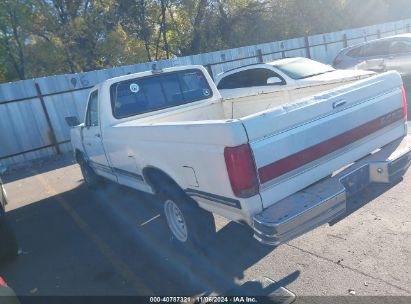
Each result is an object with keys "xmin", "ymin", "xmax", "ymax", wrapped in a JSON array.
[{"xmin": 333, "ymin": 34, "xmax": 411, "ymax": 76}]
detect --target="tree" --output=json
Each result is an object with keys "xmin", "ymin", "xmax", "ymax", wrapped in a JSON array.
[
  {"xmin": 0, "ymin": 0, "xmax": 34, "ymax": 80},
  {"xmin": 118, "ymin": 0, "xmax": 157, "ymax": 61},
  {"xmin": 35, "ymin": 0, "xmax": 121, "ymax": 72},
  {"xmin": 1, "ymin": 0, "xmax": 411, "ymax": 83}
]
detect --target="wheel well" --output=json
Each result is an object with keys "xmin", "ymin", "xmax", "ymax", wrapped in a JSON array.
[{"xmin": 143, "ymin": 167, "xmax": 182, "ymax": 195}]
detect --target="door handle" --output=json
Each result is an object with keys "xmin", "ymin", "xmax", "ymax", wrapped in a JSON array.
[
  {"xmin": 333, "ymin": 100, "xmax": 346, "ymax": 109},
  {"xmin": 95, "ymin": 133, "xmax": 101, "ymax": 138}
]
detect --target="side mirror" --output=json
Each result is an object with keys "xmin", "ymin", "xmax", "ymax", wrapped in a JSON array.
[
  {"xmin": 65, "ymin": 116, "xmax": 81, "ymax": 127},
  {"xmin": 266, "ymin": 76, "xmax": 283, "ymax": 85}
]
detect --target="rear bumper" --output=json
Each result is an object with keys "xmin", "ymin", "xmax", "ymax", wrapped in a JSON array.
[{"xmin": 253, "ymin": 134, "xmax": 411, "ymax": 246}]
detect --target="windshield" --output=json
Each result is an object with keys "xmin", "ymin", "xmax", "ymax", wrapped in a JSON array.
[{"xmin": 273, "ymin": 58, "xmax": 335, "ymax": 80}]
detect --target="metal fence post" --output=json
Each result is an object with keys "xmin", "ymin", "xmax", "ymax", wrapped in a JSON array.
[
  {"xmin": 35, "ymin": 83, "xmax": 61, "ymax": 155},
  {"xmin": 407, "ymin": 23, "xmax": 410, "ymax": 33},
  {"xmin": 256, "ymin": 49, "xmax": 264, "ymax": 63},
  {"xmin": 377, "ymin": 29, "xmax": 381, "ymax": 39},
  {"xmin": 304, "ymin": 36, "xmax": 311, "ymax": 59},
  {"xmin": 343, "ymin": 34, "xmax": 348, "ymax": 48}
]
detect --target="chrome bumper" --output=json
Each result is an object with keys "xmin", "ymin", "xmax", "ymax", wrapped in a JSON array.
[{"xmin": 253, "ymin": 134, "xmax": 411, "ymax": 246}]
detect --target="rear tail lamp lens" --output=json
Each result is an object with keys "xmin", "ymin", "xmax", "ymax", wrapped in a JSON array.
[{"xmin": 224, "ymin": 144, "xmax": 259, "ymax": 198}]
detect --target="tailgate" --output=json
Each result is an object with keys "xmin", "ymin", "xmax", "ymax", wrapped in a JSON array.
[{"xmin": 240, "ymin": 71, "xmax": 407, "ymax": 208}]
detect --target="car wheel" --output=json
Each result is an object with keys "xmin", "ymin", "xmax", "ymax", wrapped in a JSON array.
[
  {"xmin": 161, "ymin": 185, "xmax": 216, "ymax": 254},
  {"xmin": 0, "ymin": 215, "xmax": 18, "ymax": 262},
  {"xmin": 78, "ymin": 155, "xmax": 101, "ymax": 188}
]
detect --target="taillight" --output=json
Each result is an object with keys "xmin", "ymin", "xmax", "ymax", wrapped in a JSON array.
[
  {"xmin": 224, "ymin": 144, "xmax": 259, "ymax": 198},
  {"xmin": 0, "ymin": 277, "xmax": 7, "ymax": 287},
  {"xmin": 401, "ymin": 84, "xmax": 407, "ymax": 119}
]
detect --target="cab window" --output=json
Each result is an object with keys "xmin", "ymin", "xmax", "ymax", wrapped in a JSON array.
[
  {"xmin": 85, "ymin": 90, "xmax": 99, "ymax": 127},
  {"xmin": 110, "ymin": 69, "xmax": 212, "ymax": 119}
]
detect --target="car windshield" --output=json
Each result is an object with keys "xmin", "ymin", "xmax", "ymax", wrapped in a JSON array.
[{"xmin": 273, "ymin": 58, "xmax": 335, "ymax": 80}]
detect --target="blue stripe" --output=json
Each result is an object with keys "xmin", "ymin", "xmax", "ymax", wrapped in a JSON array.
[
  {"xmin": 185, "ymin": 188, "xmax": 241, "ymax": 209},
  {"xmin": 88, "ymin": 161, "xmax": 144, "ymax": 182},
  {"xmin": 112, "ymin": 167, "xmax": 144, "ymax": 181}
]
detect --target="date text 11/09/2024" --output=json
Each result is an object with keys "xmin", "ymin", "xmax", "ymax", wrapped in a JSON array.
[{"xmin": 149, "ymin": 296, "xmax": 259, "ymax": 303}]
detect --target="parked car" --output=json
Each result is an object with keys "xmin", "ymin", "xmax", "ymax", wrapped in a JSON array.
[
  {"xmin": 0, "ymin": 174, "xmax": 18, "ymax": 262},
  {"xmin": 333, "ymin": 34, "xmax": 411, "ymax": 75},
  {"xmin": 215, "ymin": 57, "xmax": 374, "ymax": 98},
  {"xmin": 68, "ymin": 65, "xmax": 411, "ymax": 250}
]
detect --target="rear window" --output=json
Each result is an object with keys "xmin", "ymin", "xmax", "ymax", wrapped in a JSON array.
[
  {"xmin": 347, "ymin": 46, "xmax": 363, "ymax": 58},
  {"xmin": 110, "ymin": 69, "xmax": 212, "ymax": 119},
  {"xmin": 347, "ymin": 40, "xmax": 390, "ymax": 58},
  {"xmin": 362, "ymin": 41, "xmax": 389, "ymax": 57}
]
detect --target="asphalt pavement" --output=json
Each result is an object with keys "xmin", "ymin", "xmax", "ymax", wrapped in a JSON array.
[{"xmin": 1, "ymin": 146, "xmax": 410, "ymax": 298}]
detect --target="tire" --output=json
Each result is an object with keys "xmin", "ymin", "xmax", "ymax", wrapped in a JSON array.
[
  {"xmin": 160, "ymin": 185, "xmax": 216, "ymax": 254},
  {"xmin": 78, "ymin": 154, "xmax": 102, "ymax": 188},
  {"xmin": 0, "ymin": 215, "xmax": 18, "ymax": 262}
]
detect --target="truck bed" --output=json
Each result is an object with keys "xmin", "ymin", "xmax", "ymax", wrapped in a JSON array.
[
  {"xmin": 114, "ymin": 79, "xmax": 342, "ymax": 125},
  {"xmin": 119, "ymin": 73, "xmax": 377, "ymax": 125}
]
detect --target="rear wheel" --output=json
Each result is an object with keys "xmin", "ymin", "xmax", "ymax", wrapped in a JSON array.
[
  {"xmin": 164, "ymin": 199, "xmax": 189, "ymax": 243},
  {"xmin": 160, "ymin": 185, "xmax": 216, "ymax": 254},
  {"xmin": 78, "ymin": 154, "xmax": 101, "ymax": 188}
]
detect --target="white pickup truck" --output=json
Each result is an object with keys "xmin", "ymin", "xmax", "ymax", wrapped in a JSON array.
[{"xmin": 69, "ymin": 65, "xmax": 411, "ymax": 250}]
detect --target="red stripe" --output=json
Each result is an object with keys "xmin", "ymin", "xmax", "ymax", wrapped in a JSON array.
[{"xmin": 258, "ymin": 108, "xmax": 404, "ymax": 184}]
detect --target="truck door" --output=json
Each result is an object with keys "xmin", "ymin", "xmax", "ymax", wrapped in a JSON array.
[{"xmin": 82, "ymin": 90, "xmax": 115, "ymax": 180}]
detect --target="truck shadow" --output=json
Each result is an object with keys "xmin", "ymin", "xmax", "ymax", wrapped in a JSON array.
[
  {"xmin": 0, "ymin": 181, "xmax": 299, "ymax": 299},
  {"xmin": 329, "ymin": 180, "xmax": 400, "ymax": 226},
  {"xmin": 2, "ymin": 174, "xmax": 402, "ymax": 298},
  {"xmin": 2, "ymin": 153, "xmax": 74, "ymax": 183},
  {"xmin": 0, "ymin": 176, "xmax": 403, "ymax": 298}
]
